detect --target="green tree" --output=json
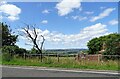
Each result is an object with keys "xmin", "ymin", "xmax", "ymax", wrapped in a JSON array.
[
  {"xmin": 87, "ymin": 37, "xmax": 102, "ymax": 54},
  {"xmin": 1, "ymin": 22, "xmax": 18, "ymax": 46},
  {"xmin": 0, "ymin": 24, "xmax": 2, "ymax": 47},
  {"xmin": 87, "ymin": 33, "xmax": 120, "ymax": 55},
  {"xmin": 30, "ymin": 48, "xmax": 39, "ymax": 54},
  {"xmin": 103, "ymin": 34, "xmax": 120, "ymax": 55},
  {"xmin": 2, "ymin": 45, "xmax": 28, "ymax": 56},
  {"xmin": 1, "ymin": 22, "xmax": 22, "ymax": 61}
]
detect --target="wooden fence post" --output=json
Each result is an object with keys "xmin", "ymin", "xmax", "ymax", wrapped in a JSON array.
[
  {"xmin": 38, "ymin": 54, "xmax": 40, "ymax": 60},
  {"xmin": 24, "ymin": 53, "xmax": 26, "ymax": 60},
  {"xmin": 47, "ymin": 53, "xmax": 49, "ymax": 62},
  {"xmin": 40, "ymin": 53, "xmax": 42, "ymax": 62},
  {"xmin": 98, "ymin": 55, "xmax": 100, "ymax": 63},
  {"xmin": 57, "ymin": 54, "xmax": 59, "ymax": 62}
]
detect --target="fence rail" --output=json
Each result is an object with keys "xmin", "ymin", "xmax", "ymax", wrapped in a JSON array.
[
  {"xmin": 19, "ymin": 53, "xmax": 120, "ymax": 63},
  {"xmin": 24, "ymin": 53, "xmax": 120, "ymax": 57}
]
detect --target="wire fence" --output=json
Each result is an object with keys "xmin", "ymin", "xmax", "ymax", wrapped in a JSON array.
[{"xmin": 20, "ymin": 53, "xmax": 120, "ymax": 63}]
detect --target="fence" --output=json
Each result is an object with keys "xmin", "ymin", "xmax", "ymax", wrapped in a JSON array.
[
  {"xmin": 10, "ymin": 53, "xmax": 120, "ymax": 70},
  {"xmin": 22, "ymin": 53, "xmax": 77, "ymax": 62},
  {"xmin": 21, "ymin": 53, "xmax": 120, "ymax": 63}
]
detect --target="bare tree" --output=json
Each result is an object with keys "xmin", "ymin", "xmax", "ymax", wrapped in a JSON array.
[{"xmin": 21, "ymin": 24, "xmax": 45, "ymax": 62}]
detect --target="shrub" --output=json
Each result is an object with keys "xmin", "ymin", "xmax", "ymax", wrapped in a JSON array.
[
  {"xmin": 2, "ymin": 52, "xmax": 13, "ymax": 62},
  {"xmin": 2, "ymin": 46, "xmax": 28, "ymax": 58}
]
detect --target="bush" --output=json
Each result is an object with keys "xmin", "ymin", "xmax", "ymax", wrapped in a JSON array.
[
  {"xmin": 16, "ymin": 48, "xmax": 28, "ymax": 56},
  {"xmin": 2, "ymin": 46, "xmax": 13, "ymax": 62},
  {"xmin": 2, "ymin": 45, "xmax": 28, "ymax": 58},
  {"xmin": 2, "ymin": 52, "xmax": 13, "ymax": 62},
  {"xmin": 30, "ymin": 48, "xmax": 39, "ymax": 54},
  {"xmin": 87, "ymin": 33, "xmax": 120, "ymax": 55},
  {"xmin": 2, "ymin": 45, "xmax": 18, "ymax": 54}
]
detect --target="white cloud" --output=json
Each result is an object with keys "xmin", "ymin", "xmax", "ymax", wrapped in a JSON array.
[
  {"xmin": 72, "ymin": 16, "xmax": 79, "ymax": 20},
  {"xmin": 56, "ymin": 0, "xmax": 82, "ymax": 16},
  {"xmin": 71, "ymin": 15, "xmax": 87, "ymax": 21},
  {"xmin": 7, "ymin": 15, "xmax": 19, "ymax": 21},
  {"xmin": 0, "ymin": 1, "xmax": 7, "ymax": 5},
  {"xmin": 90, "ymin": 8, "xmax": 115, "ymax": 22},
  {"xmin": 0, "ymin": 2, "xmax": 21, "ymax": 21},
  {"xmin": 42, "ymin": 9, "xmax": 49, "ymax": 14},
  {"xmin": 19, "ymin": 23, "xmax": 109, "ymax": 49},
  {"xmin": 41, "ymin": 20, "xmax": 48, "ymax": 24},
  {"xmin": 79, "ymin": 17, "xmax": 87, "ymax": 21},
  {"xmin": 84, "ymin": 11, "xmax": 94, "ymax": 15},
  {"xmin": 108, "ymin": 19, "xmax": 118, "ymax": 25},
  {"xmin": 100, "ymin": 6, "xmax": 106, "ymax": 10},
  {"xmin": 0, "ymin": 15, "xmax": 3, "ymax": 21},
  {"xmin": 0, "ymin": 4, "xmax": 21, "ymax": 16}
]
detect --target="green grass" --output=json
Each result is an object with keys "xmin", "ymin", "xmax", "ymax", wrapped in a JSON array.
[
  {"xmin": 2, "ymin": 56, "xmax": 119, "ymax": 71},
  {"xmin": 0, "ymin": 55, "xmax": 2, "ymax": 64}
]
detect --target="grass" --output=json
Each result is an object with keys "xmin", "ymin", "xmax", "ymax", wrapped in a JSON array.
[
  {"xmin": 2, "ymin": 56, "xmax": 119, "ymax": 71},
  {"xmin": 0, "ymin": 55, "xmax": 2, "ymax": 64}
]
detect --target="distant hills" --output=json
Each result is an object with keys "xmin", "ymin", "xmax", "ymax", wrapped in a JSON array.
[{"xmin": 43, "ymin": 49, "xmax": 87, "ymax": 54}]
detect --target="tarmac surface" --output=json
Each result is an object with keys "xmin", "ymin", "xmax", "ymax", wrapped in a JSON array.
[{"xmin": 2, "ymin": 66, "xmax": 119, "ymax": 77}]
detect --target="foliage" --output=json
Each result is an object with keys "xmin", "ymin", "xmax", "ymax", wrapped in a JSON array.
[
  {"xmin": 0, "ymin": 24, "xmax": 1, "ymax": 47},
  {"xmin": 2, "ymin": 46, "xmax": 13, "ymax": 62},
  {"xmin": 2, "ymin": 52, "xmax": 13, "ymax": 62},
  {"xmin": 87, "ymin": 33, "xmax": 120, "ymax": 55},
  {"xmin": 2, "ymin": 46, "xmax": 17, "ymax": 55},
  {"xmin": 2, "ymin": 46, "xmax": 28, "ymax": 56},
  {"xmin": 104, "ymin": 34, "xmax": 120, "ymax": 55},
  {"xmin": 1, "ymin": 22, "xmax": 29, "ymax": 59},
  {"xmin": 1, "ymin": 22, "xmax": 18, "ymax": 46},
  {"xmin": 87, "ymin": 37, "xmax": 102, "ymax": 54},
  {"xmin": 30, "ymin": 48, "xmax": 39, "ymax": 54},
  {"xmin": 81, "ymin": 50, "xmax": 89, "ymax": 54}
]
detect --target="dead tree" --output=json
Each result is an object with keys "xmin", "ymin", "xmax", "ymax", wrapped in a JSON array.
[{"xmin": 21, "ymin": 24, "xmax": 45, "ymax": 62}]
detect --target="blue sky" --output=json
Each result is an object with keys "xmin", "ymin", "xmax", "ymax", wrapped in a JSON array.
[{"xmin": 0, "ymin": 1, "xmax": 118, "ymax": 50}]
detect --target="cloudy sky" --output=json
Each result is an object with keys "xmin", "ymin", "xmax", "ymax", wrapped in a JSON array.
[{"xmin": 0, "ymin": 0, "xmax": 118, "ymax": 49}]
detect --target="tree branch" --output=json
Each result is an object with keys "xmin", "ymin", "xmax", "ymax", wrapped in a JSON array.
[
  {"xmin": 40, "ymin": 35, "xmax": 45, "ymax": 50},
  {"xmin": 22, "ymin": 24, "xmax": 45, "ymax": 62}
]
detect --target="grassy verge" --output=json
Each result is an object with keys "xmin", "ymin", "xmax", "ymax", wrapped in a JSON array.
[
  {"xmin": 0, "ymin": 55, "xmax": 2, "ymax": 64},
  {"xmin": 2, "ymin": 56, "xmax": 119, "ymax": 71}
]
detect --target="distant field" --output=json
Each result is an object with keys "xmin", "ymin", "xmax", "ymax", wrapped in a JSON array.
[{"xmin": 2, "ymin": 56, "xmax": 119, "ymax": 71}]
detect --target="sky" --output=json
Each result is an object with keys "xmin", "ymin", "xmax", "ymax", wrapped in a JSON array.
[{"xmin": 0, "ymin": 0, "xmax": 118, "ymax": 50}]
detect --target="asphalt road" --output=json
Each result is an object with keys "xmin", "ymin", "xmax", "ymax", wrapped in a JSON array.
[{"xmin": 2, "ymin": 66, "xmax": 119, "ymax": 77}]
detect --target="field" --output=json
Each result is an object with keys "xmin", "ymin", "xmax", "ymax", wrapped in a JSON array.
[{"xmin": 2, "ymin": 55, "xmax": 119, "ymax": 71}]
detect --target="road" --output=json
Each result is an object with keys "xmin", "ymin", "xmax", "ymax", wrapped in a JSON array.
[{"xmin": 2, "ymin": 66, "xmax": 119, "ymax": 77}]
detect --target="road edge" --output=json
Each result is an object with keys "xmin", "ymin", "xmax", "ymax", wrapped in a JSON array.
[{"xmin": 1, "ymin": 65, "xmax": 119, "ymax": 75}]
